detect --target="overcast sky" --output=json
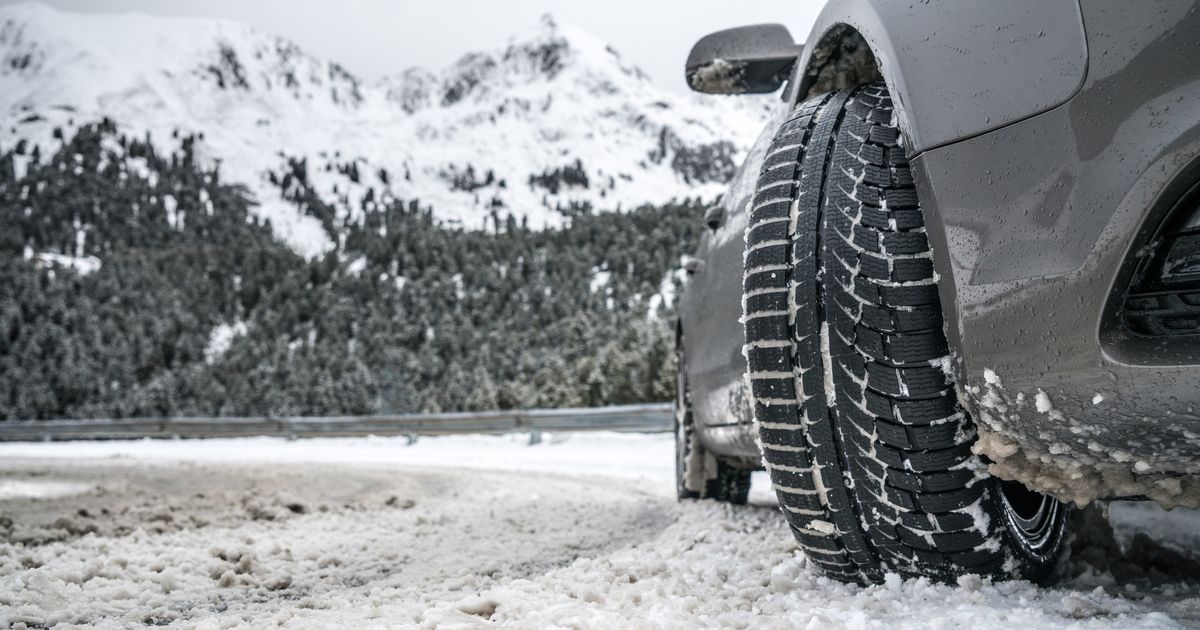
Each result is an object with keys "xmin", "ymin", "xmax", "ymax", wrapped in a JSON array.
[{"xmin": 4, "ymin": 0, "xmax": 825, "ymax": 93}]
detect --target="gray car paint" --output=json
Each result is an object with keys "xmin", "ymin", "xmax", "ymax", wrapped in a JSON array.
[
  {"xmin": 916, "ymin": 0, "xmax": 1200, "ymax": 506},
  {"xmin": 680, "ymin": 0, "xmax": 1200, "ymax": 504}
]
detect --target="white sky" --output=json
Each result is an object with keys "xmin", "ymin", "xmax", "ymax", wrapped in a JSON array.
[{"xmin": 3, "ymin": 0, "xmax": 826, "ymax": 93}]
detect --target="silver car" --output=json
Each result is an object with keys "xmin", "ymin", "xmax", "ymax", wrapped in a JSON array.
[{"xmin": 675, "ymin": 1, "xmax": 1200, "ymax": 584}]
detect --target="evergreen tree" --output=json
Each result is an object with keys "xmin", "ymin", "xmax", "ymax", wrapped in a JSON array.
[{"xmin": 0, "ymin": 122, "xmax": 704, "ymax": 420}]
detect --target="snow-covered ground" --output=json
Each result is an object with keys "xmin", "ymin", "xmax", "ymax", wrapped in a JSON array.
[{"xmin": 0, "ymin": 432, "xmax": 1197, "ymax": 629}]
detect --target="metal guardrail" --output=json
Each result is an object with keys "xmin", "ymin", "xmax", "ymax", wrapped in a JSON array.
[{"xmin": 0, "ymin": 403, "xmax": 674, "ymax": 442}]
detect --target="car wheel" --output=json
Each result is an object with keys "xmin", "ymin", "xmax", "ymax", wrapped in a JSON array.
[
  {"xmin": 742, "ymin": 81, "xmax": 1068, "ymax": 584},
  {"xmin": 675, "ymin": 344, "xmax": 752, "ymax": 504}
]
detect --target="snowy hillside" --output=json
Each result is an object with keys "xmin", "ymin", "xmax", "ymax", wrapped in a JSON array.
[{"xmin": 0, "ymin": 3, "xmax": 776, "ymax": 258}]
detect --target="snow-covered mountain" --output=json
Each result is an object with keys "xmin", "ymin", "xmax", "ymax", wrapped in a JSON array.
[{"xmin": 0, "ymin": 2, "xmax": 776, "ymax": 258}]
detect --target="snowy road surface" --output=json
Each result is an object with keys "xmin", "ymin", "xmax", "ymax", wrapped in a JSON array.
[{"xmin": 0, "ymin": 433, "xmax": 1198, "ymax": 629}]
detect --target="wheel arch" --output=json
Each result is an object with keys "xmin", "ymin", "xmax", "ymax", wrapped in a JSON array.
[
  {"xmin": 791, "ymin": 23, "xmax": 882, "ymax": 114},
  {"xmin": 788, "ymin": 0, "xmax": 1089, "ymax": 373},
  {"xmin": 790, "ymin": 0, "xmax": 1088, "ymax": 155}
]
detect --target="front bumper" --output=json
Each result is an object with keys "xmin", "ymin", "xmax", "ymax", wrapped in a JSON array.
[{"xmin": 910, "ymin": 2, "xmax": 1200, "ymax": 507}]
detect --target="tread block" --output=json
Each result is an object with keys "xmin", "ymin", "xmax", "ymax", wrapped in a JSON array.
[
  {"xmin": 746, "ymin": 244, "xmax": 789, "ymax": 269},
  {"xmin": 864, "ymin": 363, "xmax": 949, "ymax": 398},
  {"xmin": 763, "ymin": 147, "xmax": 804, "ymax": 171},
  {"xmin": 884, "ymin": 485, "xmax": 917, "ymax": 511},
  {"xmin": 916, "ymin": 483, "xmax": 985, "ymax": 513},
  {"xmin": 905, "ymin": 446, "xmax": 973, "ymax": 473},
  {"xmin": 898, "ymin": 527, "xmax": 937, "ymax": 551},
  {"xmin": 860, "ymin": 206, "xmax": 924, "ymax": 231},
  {"xmin": 760, "ymin": 425, "xmax": 807, "ymax": 451},
  {"xmin": 751, "ymin": 200, "xmax": 792, "ymax": 224},
  {"xmin": 744, "ymin": 268, "xmax": 786, "ymax": 293},
  {"xmin": 880, "ymin": 231, "xmax": 930, "ymax": 255},
  {"xmin": 873, "ymin": 443, "xmax": 906, "ymax": 469},
  {"xmin": 868, "ymin": 125, "xmax": 900, "ymax": 145},
  {"xmin": 892, "ymin": 396, "xmax": 959, "ymax": 427},
  {"xmin": 909, "ymin": 421, "xmax": 966, "ymax": 449},
  {"xmin": 884, "ymin": 188, "xmax": 920, "ymax": 209},
  {"xmin": 851, "ymin": 224, "xmax": 882, "ymax": 253},
  {"xmin": 745, "ymin": 313, "xmax": 789, "ymax": 343},
  {"xmin": 747, "ymin": 345, "xmax": 791, "ymax": 371},
  {"xmin": 754, "ymin": 400, "xmax": 800, "ymax": 424},
  {"xmin": 888, "ymin": 306, "xmax": 944, "ymax": 333},
  {"xmin": 872, "ymin": 420, "xmax": 911, "ymax": 450},
  {"xmin": 747, "ymin": 219, "xmax": 790, "ymax": 245},
  {"xmin": 796, "ymin": 530, "xmax": 844, "ymax": 553},
  {"xmin": 856, "ymin": 142, "xmax": 884, "ymax": 164},
  {"xmin": 758, "ymin": 163, "xmax": 801, "ymax": 189},
  {"xmin": 885, "ymin": 147, "xmax": 908, "ymax": 167},
  {"xmin": 857, "ymin": 253, "xmax": 890, "ymax": 280},
  {"xmin": 751, "ymin": 377, "xmax": 796, "ymax": 400},
  {"xmin": 890, "ymin": 258, "xmax": 935, "ymax": 283},
  {"xmin": 861, "ymin": 164, "xmax": 893, "ymax": 187},
  {"xmin": 769, "ymin": 466, "xmax": 818, "ymax": 491},
  {"xmin": 745, "ymin": 291, "xmax": 789, "ymax": 315},
  {"xmin": 878, "ymin": 283, "xmax": 940, "ymax": 309}
]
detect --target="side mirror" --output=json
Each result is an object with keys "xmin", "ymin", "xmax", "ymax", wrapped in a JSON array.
[{"xmin": 686, "ymin": 24, "xmax": 802, "ymax": 95}]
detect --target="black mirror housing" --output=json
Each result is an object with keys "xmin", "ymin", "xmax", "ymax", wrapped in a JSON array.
[{"xmin": 685, "ymin": 24, "xmax": 802, "ymax": 95}]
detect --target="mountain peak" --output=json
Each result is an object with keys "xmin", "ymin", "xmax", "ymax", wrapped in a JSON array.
[
  {"xmin": 0, "ymin": 2, "xmax": 365, "ymax": 113},
  {"xmin": 503, "ymin": 12, "xmax": 625, "ymax": 75},
  {"xmin": 383, "ymin": 13, "xmax": 653, "ymax": 113}
]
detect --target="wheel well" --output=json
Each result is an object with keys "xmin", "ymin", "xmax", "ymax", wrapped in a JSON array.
[{"xmin": 796, "ymin": 24, "xmax": 882, "ymax": 104}]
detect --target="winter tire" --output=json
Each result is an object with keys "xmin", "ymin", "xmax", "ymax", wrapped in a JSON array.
[
  {"xmin": 675, "ymin": 344, "xmax": 752, "ymax": 504},
  {"xmin": 742, "ymin": 81, "xmax": 1068, "ymax": 584}
]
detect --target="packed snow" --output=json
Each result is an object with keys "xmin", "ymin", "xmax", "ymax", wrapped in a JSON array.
[
  {"xmin": 0, "ymin": 432, "xmax": 1197, "ymax": 628},
  {"xmin": 970, "ymin": 371, "xmax": 1200, "ymax": 509},
  {"xmin": 0, "ymin": 479, "xmax": 90, "ymax": 500}
]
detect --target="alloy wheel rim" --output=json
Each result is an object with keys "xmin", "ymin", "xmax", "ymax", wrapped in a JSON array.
[{"xmin": 996, "ymin": 479, "xmax": 1063, "ymax": 556}]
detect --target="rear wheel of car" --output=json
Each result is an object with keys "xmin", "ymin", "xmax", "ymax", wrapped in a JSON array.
[
  {"xmin": 742, "ymin": 81, "xmax": 1068, "ymax": 584},
  {"xmin": 675, "ymin": 345, "xmax": 751, "ymax": 504}
]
